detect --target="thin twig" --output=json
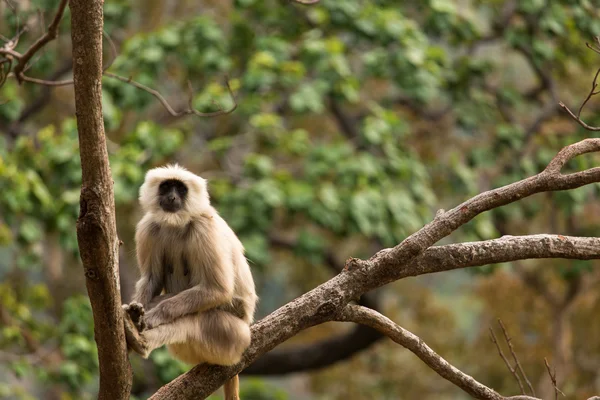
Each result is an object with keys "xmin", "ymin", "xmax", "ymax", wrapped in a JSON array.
[
  {"xmin": 336, "ymin": 305, "xmax": 540, "ymax": 400},
  {"xmin": 577, "ymin": 67, "xmax": 600, "ymax": 117},
  {"xmin": 544, "ymin": 358, "xmax": 565, "ymax": 400},
  {"xmin": 490, "ymin": 327, "xmax": 525, "ymax": 394},
  {"xmin": 290, "ymin": 0, "xmax": 320, "ymax": 4},
  {"xmin": 497, "ymin": 320, "xmax": 535, "ymax": 396},
  {"xmin": 12, "ymin": 0, "xmax": 68, "ymax": 82},
  {"xmin": 559, "ymin": 37, "xmax": 600, "ymax": 131},
  {"xmin": 558, "ymin": 102, "xmax": 600, "ymax": 131},
  {"xmin": 104, "ymin": 72, "xmax": 237, "ymax": 117}
]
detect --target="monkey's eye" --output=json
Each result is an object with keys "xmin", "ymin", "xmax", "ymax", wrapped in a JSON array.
[
  {"xmin": 158, "ymin": 182, "xmax": 170, "ymax": 194},
  {"xmin": 177, "ymin": 183, "xmax": 188, "ymax": 196}
]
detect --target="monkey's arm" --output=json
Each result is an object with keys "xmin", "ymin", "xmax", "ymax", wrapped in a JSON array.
[
  {"xmin": 132, "ymin": 272, "xmax": 163, "ymax": 307},
  {"xmin": 144, "ymin": 283, "xmax": 233, "ymax": 328},
  {"xmin": 132, "ymin": 218, "xmax": 164, "ymax": 307}
]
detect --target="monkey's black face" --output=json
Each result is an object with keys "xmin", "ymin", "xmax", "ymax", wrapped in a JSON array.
[{"xmin": 158, "ymin": 179, "xmax": 188, "ymax": 213}]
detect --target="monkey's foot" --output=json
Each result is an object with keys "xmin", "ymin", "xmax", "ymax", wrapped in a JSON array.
[
  {"xmin": 123, "ymin": 306, "xmax": 149, "ymax": 357},
  {"xmin": 123, "ymin": 302, "xmax": 146, "ymax": 332}
]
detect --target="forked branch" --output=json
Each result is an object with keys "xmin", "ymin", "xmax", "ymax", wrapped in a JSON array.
[
  {"xmin": 559, "ymin": 36, "xmax": 600, "ymax": 131},
  {"xmin": 336, "ymin": 305, "xmax": 539, "ymax": 400}
]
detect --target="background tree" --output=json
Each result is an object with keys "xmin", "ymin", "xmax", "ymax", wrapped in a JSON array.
[{"xmin": 1, "ymin": 0, "xmax": 600, "ymax": 399}]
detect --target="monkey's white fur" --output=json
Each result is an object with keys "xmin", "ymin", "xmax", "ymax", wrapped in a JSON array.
[
  {"xmin": 139, "ymin": 164, "xmax": 211, "ymax": 227},
  {"xmin": 132, "ymin": 164, "xmax": 257, "ymax": 367}
]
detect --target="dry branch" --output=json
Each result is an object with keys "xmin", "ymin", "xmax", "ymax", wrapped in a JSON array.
[
  {"xmin": 559, "ymin": 36, "xmax": 600, "ymax": 130},
  {"xmin": 149, "ymin": 234, "xmax": 600, "ymax": 399},
  {"xmin": 336, "ymin": 305, "xmax": 539, "ymax": 400},
  {"xmin": 103, "ymin": 72, "xmax": 237, "ymax": 118},
  {"xmin": 11, "ymin": 0, "xmax": 68, "ymax": 83},
  {"xmin": 490, "ymin": 326, "xmax": 525, "ymax": 395},
  {"xmin": 544, "ymin": 358, "xmax": 565, "ymax": 400},
  {"xmin": 69, "ymin": 1, "xmax": 131, "ymax": 399},
  {"xmin": 148, "ymin": 138, "xmax": 600, "ymax": 398},
  {"xmin": 497, "ymin": 320, "xmax": 535, "ymax": 396}
]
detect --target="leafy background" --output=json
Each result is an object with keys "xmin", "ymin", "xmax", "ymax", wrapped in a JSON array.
[{"xmin": 1, "ymin": 0, "xmax": 600, "ymax": 399}]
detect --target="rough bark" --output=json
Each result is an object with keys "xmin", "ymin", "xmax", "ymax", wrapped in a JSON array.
[
  {"xmin": 149, "ymin": 234, "xmax": 600, "ymax": 399},
  {"xmin": 70, "ymin": 1, "xmax": 132, "ymax": 399}
]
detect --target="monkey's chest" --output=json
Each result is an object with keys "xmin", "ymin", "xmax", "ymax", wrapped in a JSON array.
[{"xmin": 162, "ymin": 253, "xmax": 193, "ymax": 293}]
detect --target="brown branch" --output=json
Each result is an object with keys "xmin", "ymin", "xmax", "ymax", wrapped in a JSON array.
[
  {"xmin": 544, "ymin": 358, "xmax": 565, "ymax": 400},
  {"xmin": 559, "ymin": 101, "xmax": 600, "ymax": 131},
  {"xmin": 559, "ymin": 38, "xmax": 600, "ymax": 131},
  {"xmin": 290, "ymin": 0, "xmax": 320, "ymax": 4},
  {"xmin": 496, "ymin": 320, "xmax": 535, "ymax": 396},
  {"xmin": 335, "ymin": 305, "xmax": 539, "ymax": 400},
  {"xmin": 69, "ymin": 1, "xmax": 131, "ymax": 399},
  {"xmin": 489, "ymin": 326, "xmax": 525, "ymax": 395},
  {"xmin": 12, "ymin": 0, "xmax": 68, "ymax": 83},
  {"xmin": 148, "ymin": 138, "xmax": 600, "ymax": 399},
  {"xmin": 148, "ymin": 233, "xmax": 600, "ymax": 399},
  {"xmin": 243, "ymin": 235, "xmax": 384, "ymax": 374},
  {"xmin": 103, "ymin": 72, "xmax": 237, "ymax": 117}
]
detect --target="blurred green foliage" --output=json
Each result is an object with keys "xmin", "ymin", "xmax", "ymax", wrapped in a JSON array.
[{"xmin": 1, "ymin": 0, "xmax": 599, "ymax": 399}]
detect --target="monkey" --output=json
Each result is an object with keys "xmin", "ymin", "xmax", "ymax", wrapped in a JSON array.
[{"xmin": 122, "ymin": 164, "xmax": 258, "ymax": 400}]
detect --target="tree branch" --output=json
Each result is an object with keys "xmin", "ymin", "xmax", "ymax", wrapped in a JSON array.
[
  {"xmin": 148, "ymin": 137, "xmax": 600, "ymax": 398},
  {"xmin": 103, "ymin": 72, "xmax": 237, "ymax": 117},
  {"xmin": 148, "ymin": 233, "xmax": 600, "ymax": 399},
  {"xmin": 69, "ymin": 1, "xmax": 131, "ymax": 399},
  {"xmin": 335, "ymin": 305, "xmax": 540, "ymax": 400},
  {"xmin": 12, "ymin": 0, "xmax": 68, "ymax": 83}
]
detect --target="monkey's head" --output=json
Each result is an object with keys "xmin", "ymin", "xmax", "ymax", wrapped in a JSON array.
[{"xmin": 139, "ymin": 164, "xmax": 210, "ymax": 226}]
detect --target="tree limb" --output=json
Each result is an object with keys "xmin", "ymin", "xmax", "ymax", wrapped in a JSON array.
[
  {"xmin": 12, "ymin": 0, "xmax": 68, "ymax": 83},
  {"xmin": 148, "ymin": 233, "xmax": 600, "ymax": 399},
  {"xmin": 148, "ymin": 137, "xmax": 600, "ymax": 398},
  {"xmin": 335, "ymin": 305, "xmax": 540, "ymax": 400},
  {"xmin": 69, "ymin": 1, "xmax": 131, "ymax": 399}
]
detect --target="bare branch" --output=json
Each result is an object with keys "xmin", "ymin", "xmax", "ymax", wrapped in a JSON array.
[
  {"xmin": 103, "ymin": 72, "xmax": 237, "ymax": 117},
  {"xmin": 352, "ymin": 138, "xmax": 600, "ymax": 292},
  {"xmin": 335, "ymin": 305, "xmax": 539, "ymax": 400},
  {"xmin": 544, "ymin": 358, "xmax": 565, "ymax": 400},
  {"xmin": 290, "ymin": 0, "xmax": 320, "ymax": 4},
  {"xmin": 241, "ymin": 235, "xmax": 383, "ymax": 374},
  {"xmin": 148, "ymin": 139, "xmax": 600, "ymax": 399},
  {"xmin": 559, "ymin": 38, "xmax": 600, "ymax": 131},
  {"xmin": 12, "ymin": 0, "xmax": 68, "ymax": 83},
  {"xmin": 489, "ymin": 326, "xmax": 525, "ymax": 395},
  {"xmin": 497, "ymin": 320, "xmax": 535, "ymax": 396},
  {"xmin": 559, "ymin": 101, "xmax": 600, "ymax": 131},
  {"xmin": 148, "ymin": 234, "xmax": 600, "ymax": 399}
]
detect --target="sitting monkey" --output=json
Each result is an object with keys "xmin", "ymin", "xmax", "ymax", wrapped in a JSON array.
[{"xmin": 123, "ymin": 164, "xmax": 257, "ymax": 400}]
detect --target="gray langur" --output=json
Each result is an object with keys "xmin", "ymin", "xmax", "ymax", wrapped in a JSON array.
[{"xmin": 122, "ymin": 164, "xmax": 257, "ymax": 400}]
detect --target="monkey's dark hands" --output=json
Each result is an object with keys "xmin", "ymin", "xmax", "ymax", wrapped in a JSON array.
[
  {"xmin": 123, "ymin": 302, "xmax": 146, "ymax": 332},
  {"xmin": 122, "ymin": 304, "xmax": 149, "ymax": 357}
]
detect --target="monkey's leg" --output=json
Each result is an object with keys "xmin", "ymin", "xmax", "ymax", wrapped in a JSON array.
[
  {"xmin": 223, "ymin": 375, "xmax": 240, "ymax": 400},
  {"xmin": 140, "ymin": 314, "xmax": 199, "ymax": 358}
]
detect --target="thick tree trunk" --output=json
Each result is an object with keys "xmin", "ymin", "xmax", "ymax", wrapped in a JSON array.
[{"xmin": 69, "ymin": 1, "xmax": 132, "ymax": 399}]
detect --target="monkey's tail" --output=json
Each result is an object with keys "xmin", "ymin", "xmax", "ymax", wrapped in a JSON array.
[{"xmin": 223, "ymin": 374, "xmax": 240, "ymax": 400}]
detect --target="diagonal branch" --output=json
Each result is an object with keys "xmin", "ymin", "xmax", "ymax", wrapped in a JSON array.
[
  {"xmin": 148, "ymin": 139, "xmax": 600, "ymax": 399},
  {"xmin": 497, "ymin": 320, "xmax": 535, "ymax": 396},
  {"xmin": 103, "ymin": 72, "xmax": 237, "ymax": 117},
  {"xmin": 242, "ymin": 235, "xmax": 383, "ymax": 374},
  {"xmin": 335, "ymin": 305, "xmax": 540, "ymax": 400},
  {"xmin": 12, "ymin": 0, "xmax": 68, "ymax": 83},
  {"xmin": 148, "ymin": 235, "xmax": 600, "ymax": 399}
]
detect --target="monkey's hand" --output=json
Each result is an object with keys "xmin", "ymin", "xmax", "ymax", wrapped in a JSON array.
[
  {"xmin": 123, "ymin": 302, "xmax": 147, "ymax": 332},
  {"xmin": 122, "ymin": 304, "xmax": 149, "ymax": 357}
]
